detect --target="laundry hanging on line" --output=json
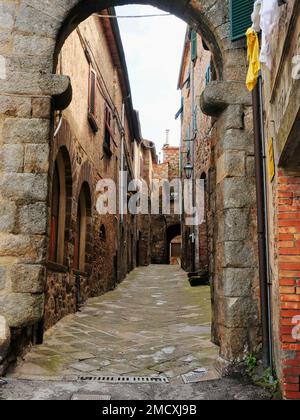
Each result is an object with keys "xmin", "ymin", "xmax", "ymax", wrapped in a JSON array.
[
  {"xmin": 259, "ymin": 0, "xmax": 280, "ymax": 70},
  {"xmin": 246, "ymin": 28, "xmax": 261, "ymax": 91},
  {"xmin": 245, "ymin": 0, "xmax": 282, "ymax": 90},
  {"xmin": 250, "ymin": 0, "xmax": 281, "ymax": 70}
]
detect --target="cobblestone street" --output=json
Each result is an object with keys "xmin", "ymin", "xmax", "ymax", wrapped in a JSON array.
[{"xmin": 8, "ymin": 265, "xmax": 219, "ymax": 383}]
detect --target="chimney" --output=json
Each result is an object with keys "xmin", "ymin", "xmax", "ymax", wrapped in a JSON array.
[{"xmin": 164, "ymin": 129, "xmax": 170, "ymax": 147}]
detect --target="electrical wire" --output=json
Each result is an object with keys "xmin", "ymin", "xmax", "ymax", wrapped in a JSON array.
[{"xmin": 94, "ymin": 13, "xmax": 171, "ymax": 19}]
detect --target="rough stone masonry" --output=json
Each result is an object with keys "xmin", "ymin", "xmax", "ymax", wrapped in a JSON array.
[{"xmin": 0, "ymin": 0, "xmax": 260, "ymax": 372}]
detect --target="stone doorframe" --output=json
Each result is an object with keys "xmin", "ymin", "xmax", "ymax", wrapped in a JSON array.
[{"xmin": 0, "ymin": 0, "xmax": 260, "ymax": 369}]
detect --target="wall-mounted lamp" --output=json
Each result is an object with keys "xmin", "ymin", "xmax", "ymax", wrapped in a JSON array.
[{"xmin": 184, "ymin": 162, "xmax": 194, "ymax": 180}]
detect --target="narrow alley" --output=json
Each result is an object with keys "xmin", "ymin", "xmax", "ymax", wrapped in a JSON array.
[
  {"xmin": 1, "ymin": 0, "xmax": 300, "ymax": 401},
  {"xmin": 1, "ymin": 265, "xmax": 272, "ymax": 400},
  {"xmin": 8, "ymin": 265, "xmax": 218, "ymax": 382}
]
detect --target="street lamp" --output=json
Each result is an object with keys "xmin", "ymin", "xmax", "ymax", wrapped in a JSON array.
[{"xmin": 184, "ymin": 162, "xmax": 194, "ymax": 179}]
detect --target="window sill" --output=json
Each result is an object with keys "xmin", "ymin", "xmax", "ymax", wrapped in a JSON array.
[
  {"xmin": 88, "ymin": 112, "xmax": 99, "ymax": 133},
  {"xmin": 46, "ymin": 261, "xmax": 68, "ymax": 273}
]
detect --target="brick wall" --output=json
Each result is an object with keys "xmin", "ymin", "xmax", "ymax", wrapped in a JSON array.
[
  {"xmin": 277, "ymin": 170, "xmax": 300, "ymax": 400},
  {"xmin": 259, "ymin": 2, "xmax": 300, "ymax": 399}
]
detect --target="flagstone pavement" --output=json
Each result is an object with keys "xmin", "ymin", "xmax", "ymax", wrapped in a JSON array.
[{"xmin": 8, "ymin": 265, "xmax": 219, "ymax": 384}]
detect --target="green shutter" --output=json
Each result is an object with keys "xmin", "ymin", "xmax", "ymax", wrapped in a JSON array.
[
  {"xmin": 230, "ymin": 0, "xmax": 255, "ymax": 41},
  {"xmin": 191, "ymin": 29, "xmax": 197, "ymax": 61},
  {"xmin": 205, "ymin": 64, "xmax": 211, "ymax": 86}
]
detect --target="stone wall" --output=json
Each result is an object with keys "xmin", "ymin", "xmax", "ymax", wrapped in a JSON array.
[
  {"xmin": 150, "ymin": 146, "xmax": 180, "ymax": 264},
  {"xmin": 179, "ymin": 28, "xmax": 212, "ymax": 274},
  {"xmin": 43, "ymin": 15, "xmax": 137, "ymax": 330},
  {"xmin": 210, "ymin": 95, "xmax": 260, "ymax": 362},
  {"xmin": 0, "ymin": 0, "xmax": 260, "ymax": 371},
  {"xmin": 260, "ymin": 1, "xmax": 300, "ymax": 399},
  {"xmin": 178, "ymin": 26, "xmax": 260, "ymax": 363}
]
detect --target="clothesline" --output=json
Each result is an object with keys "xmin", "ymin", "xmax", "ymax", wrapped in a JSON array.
[
  {"xmin": 246, "ymin": 0, "xmax": 280, "ymax": 91},
  {"xmin": 94, "ymin": 13, "xmax": 172, "ymax": 19}
]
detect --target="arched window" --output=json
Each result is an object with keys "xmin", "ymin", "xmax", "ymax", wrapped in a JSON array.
[
  {"xmin": 49, "ymin": 149, "xmax": 71, "ymax": 265},
  {"xmin": 74, "ymin": 183, "xmax": 92, "ymax": 273}
]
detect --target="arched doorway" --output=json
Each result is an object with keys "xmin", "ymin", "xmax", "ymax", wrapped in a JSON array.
[
  {"xmin": 166, "ymin": 224, "xmax": 181, "ymax": 265},
  {"xmin": 0, "ymin": 0, "xmax": 260, "ymax": 368},
  {"xmin": 74, "ymin": 182, "xmax": 92, "ymax": 274}
]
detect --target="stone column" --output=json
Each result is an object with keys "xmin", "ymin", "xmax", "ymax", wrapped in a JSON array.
[
  {"xmin": 201, "ymin": 81, "xmax": 261, "ymax": 366},
  {"xmin": 0, "ymin": 0, "xmax": 71, "ymax": 367}
]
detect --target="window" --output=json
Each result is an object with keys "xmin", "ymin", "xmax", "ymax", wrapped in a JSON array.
[
  {"xmin": 49, "ymin": 150, "xmax": 69, "ymax": 265},
  {"xmin": 175, "ymin": 97, "xmax": 184, "ymax": 120},
  {"xmin": 74, "ymin": 184, "xmax": 91, "ymax": 273},
  {"xmin": 230, "ymin": 0, "xmax": 255, "ymax": 41},
  {"xmin": 49, "ymin": 162, "xmax": 60, "ymax": 262},
  {"xmin": 103, "ymin": 105, "xmax": 113, "ymax": 158},
  {"xmin": 205, "ymin": 64, "xmax": 211, "ymax": 86},
  {"xmin": 88, "ymin": 66, "xmax": 98, "ymax": 132},
  {"xmin": 190, "ymin": 29, "xmax": 197, "ymax": 62}
]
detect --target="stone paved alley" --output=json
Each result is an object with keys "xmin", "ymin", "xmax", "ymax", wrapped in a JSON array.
[
  {"xmin": 1, "ymin": 265, "xmax": 273, "ymax": 400},
  {"xmin": 9, "ymin": 265, "xmax": 218, "ymax": 382}
]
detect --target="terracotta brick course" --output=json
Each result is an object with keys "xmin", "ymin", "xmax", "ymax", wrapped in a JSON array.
[{"xmin": 276, "ymin": 170, "xmax": 300, "ymax": 398}]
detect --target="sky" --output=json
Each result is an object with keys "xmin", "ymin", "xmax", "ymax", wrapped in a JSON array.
[{"xmin": 115, "ymin": 5, "xmax": 187, "ymax": 158}]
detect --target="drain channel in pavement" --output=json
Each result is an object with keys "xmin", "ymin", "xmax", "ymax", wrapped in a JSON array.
[
  {"xmin": 71, "ymin": 394, "xmax": 112, "ymax": 400},
  {"xmin": 78, "ymin": 376, "xmax": 169, "ymax": 384}
]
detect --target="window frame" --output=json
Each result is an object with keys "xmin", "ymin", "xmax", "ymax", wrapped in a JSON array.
[
  {"xmin": 190, "ymin": 29, "xmax": 198, "ymax": 62},
  {"xmin": 103, "ymin": 104, "xmax": 113, "ymax": 158},
  {"xmin": 49, "ymin": 152, "xmax": 67, "ymax": 266},
  {"xmin": 74, "ymin": 187, "xmax": 89, "ymax": 274},
  {"xmin": 88, "ymin": 65, "xmax": 99, "ymax": 132},
  {"xmin": 230, "ymin": 0, "xmax": 255, "ymax": 42}
]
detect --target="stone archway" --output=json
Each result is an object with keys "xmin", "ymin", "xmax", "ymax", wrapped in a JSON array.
[
  {"xmin": 166, "ymin": 224, "xmax": 181, "ymax": 265},
  {"xmin": 0, "ymin": 0, "xmax": 259, "ymax": 369}
]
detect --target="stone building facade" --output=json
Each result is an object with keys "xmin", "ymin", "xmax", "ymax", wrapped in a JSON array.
[
  {"xmin": 45, "ymin": 11, "xmax": 140, "ymax": 330},
  {"xmin": 0, "ymin": 0, "xmax": 263, "ymax": 379},
  {"xmin": 175, "ymin": 1, "xmax": 300, "ymax": 399},
  {"xmin": 151, "ymin": 143, "xmax": 181, "ymax": 265},
  {"xmin": 135, "ymin": 139, "xmax": 158, "ymax": 267},
  {"xmin": 258, "ymin": 0, "xmax": 300, "ymax": 400},
  {"xmin": 0, "ymin": 8, "xmax": 142, "ymax": 368},
  {"xmin": 177, "ymin": 27, "xmax": 213, "ymax": 275}
]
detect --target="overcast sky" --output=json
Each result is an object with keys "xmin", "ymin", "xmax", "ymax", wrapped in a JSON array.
[{"xmin": 115, "ymin": 5, "xmax": 186, "ymax": 158}]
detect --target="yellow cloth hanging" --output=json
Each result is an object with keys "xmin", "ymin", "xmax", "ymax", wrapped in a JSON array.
[{"xmin": 246, "ymin": 28, "xmax": 261, "ymax": 92}]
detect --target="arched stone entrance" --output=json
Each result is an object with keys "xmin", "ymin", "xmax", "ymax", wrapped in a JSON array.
[
  {"xmin": 0, "ymin": 0, "xmax": 260, "ymax": 369},
  {"xmin": 166, "ymin": 224, "xmax": 181, "ymax": 265}
]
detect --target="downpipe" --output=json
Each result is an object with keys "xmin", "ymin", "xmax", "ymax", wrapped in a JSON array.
[{"xmin": 252, "ymin": 75, "xmax": 274, "ymax": 378}]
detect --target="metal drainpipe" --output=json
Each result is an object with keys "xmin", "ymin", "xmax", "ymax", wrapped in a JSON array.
[{"xmin": 252, "ymin": 75, "xmax": 273, "ymax": 374}]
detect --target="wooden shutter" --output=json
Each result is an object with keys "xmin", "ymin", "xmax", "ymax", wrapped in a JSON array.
[
  {"xmin": 89, "ymin": 67, "xmax": 97, "ymax": 116},
  {"xmin": 103, "ymin": 105, "xmax": 113, "ymax": 158},
  {"xmin": 230, "ymin": 0, "xmax": 255, "ymax": 41},
  {"xmin": 49, "ymin": 163, "xmax": 60, "ymax": 262},
  {"xmin": 205, "ymin": 64, "xmax": 211, "ymax": 86},
  {"xmin": 191, "ymin": 29, "xmax": 197, "ymax": 61}
]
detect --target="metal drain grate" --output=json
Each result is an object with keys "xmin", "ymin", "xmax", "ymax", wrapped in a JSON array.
[
  {"xmin": 78, "ymin": 375, "xmax": 169, "ymax": 384},
  {"xmin": 71, "ymin": 394, "xmax": 112, "ymax": 400},
  {"xmin": 181, "ymin": 368, "xmax": 208, "ymax": 384}
]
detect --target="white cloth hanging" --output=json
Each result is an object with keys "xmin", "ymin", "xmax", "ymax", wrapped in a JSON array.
[
  {"xmin": 251, "ymin": 0, "xmax": 262, "ymax": 32},
  {"xmin": 259, "ymin": 0, "xmax": 280, "ymax": 70}
]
